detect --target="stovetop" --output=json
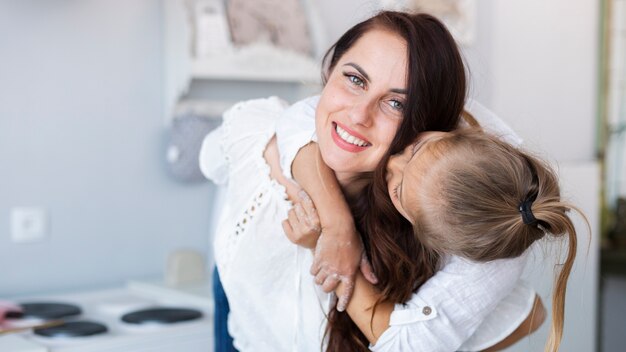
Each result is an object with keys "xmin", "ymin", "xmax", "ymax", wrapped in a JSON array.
[{"xmin": 0, "ymin": 280, "xmax": 214, "ymax": 352}]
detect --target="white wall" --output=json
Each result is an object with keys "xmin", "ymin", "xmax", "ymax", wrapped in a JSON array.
[
  {"xmin": 487, "ymin": 0, "xmax": 599, "ymax": 162},
  {"xmin": 0, "ymin": 0, "xmax": 216, "ymax": 295},
  {"xmin": 602, "ymin": 275, "xmax": 626, "ymax": 351},
  {"xmin": 0, "ymin": 0, "xmax": 602, "ymax": 348}
]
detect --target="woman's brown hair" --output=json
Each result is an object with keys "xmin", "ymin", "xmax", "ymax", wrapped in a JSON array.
[
  {"xmin": 410, "ymin": 129, "xmax": 585, "ymax": 352},
  {"xmin": 321, "ymin": 11, "xmax": 467, "ymax": 351}
]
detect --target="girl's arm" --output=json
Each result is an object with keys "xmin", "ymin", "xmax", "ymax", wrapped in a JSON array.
[
  {"xmin": 275, "ymin": 138, "xmax": 545, "ymax": 351},
  {"xmin": 287, "ymin": 142, "xmax": 377, "ymax": 310},
  {"xmin": 335, "ymin": 275, "xmax": 546, "ymax": 350}
]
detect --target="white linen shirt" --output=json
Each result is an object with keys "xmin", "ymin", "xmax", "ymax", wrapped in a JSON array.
[
  {"xmin": 200, "ymin": 97, "xmax": 331, "ymax": 352},
  {"xmin": 275, "ymin": 96, "xmax": 535, "ymax": 352},
  {"xmin": 201, "ymin": 96, "xmax": 535, "ymax": 352}
]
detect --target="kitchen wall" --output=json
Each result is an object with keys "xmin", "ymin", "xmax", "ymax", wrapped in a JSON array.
[
  {"xmin": 0, "ymin": 0, "xmax": 217, "ymax": 296},
  {"xmin": 0, "ymin": 0, "xmax": 603, "ymax": 349}
]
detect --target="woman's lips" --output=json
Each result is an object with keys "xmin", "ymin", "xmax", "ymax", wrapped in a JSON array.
[{"xmin": 331, "ymin": 122, "xmax": 370, "ymax": 153}]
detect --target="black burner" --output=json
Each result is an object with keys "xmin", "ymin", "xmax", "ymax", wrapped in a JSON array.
[
  {"xmin": 121, "ymin": 307, "xmax": 202, "ymax": 325},
  {"xmin": 7, "ymin": 302, "xmax": 81, "ymax": 320},
  {"xmin": 34, "ymin": 321, "xmax": 108, "ymax": 338}
]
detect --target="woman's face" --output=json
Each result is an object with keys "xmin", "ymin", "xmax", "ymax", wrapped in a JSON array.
[
  {"xmin": 315, "ymin": 29, "xmax": 408, "ymax": 183},
  {"xmin": 386, "ymin": 132, "xmax": 448, "ymax": 223}
]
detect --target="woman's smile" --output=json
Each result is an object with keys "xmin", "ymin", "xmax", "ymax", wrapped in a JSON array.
[{"xmin": 331, "ymin": 122, "xmax": 372, "ymax": 152}]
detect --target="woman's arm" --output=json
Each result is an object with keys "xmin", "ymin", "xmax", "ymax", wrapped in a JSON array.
[{"xmin": 336, "ymin": 273, "xmax": 394, "ymax": 342}]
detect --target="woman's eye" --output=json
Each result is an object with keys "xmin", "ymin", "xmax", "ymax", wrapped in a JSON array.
[
  {"xmin": 393, "ymin": 184, "xmax": 400, "ymax": 199},
  {"xmin": 389, "ymin": 99, "xmax": 404, "ymax": 111},
  {"xmin": 346, "ymin": 74, "xmax": 365, "ymax": 88}
]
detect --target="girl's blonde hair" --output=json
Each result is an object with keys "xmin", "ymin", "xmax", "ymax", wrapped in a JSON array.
[{"xmin": 412, "ymin": 128, "xmax": 585, "ymax": 352}]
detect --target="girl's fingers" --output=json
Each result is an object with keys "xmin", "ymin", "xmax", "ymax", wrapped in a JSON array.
[
  {"xmin": 321, "ymin": 274, "xmax": 341, "ymax": 293},
  {"xmin": 360, "ymin": 252, "xmax": 379, "ymax": 284},
  {"xmin": 294, "ymin": 203, "xmax": 307, "ymax": 230},
  {"xmin": 283, "ymin": 178, "xmax": 303, "ymax": 203},
  {"xmin": 337, "ymin": 278, "xmax": 355, "ymax": 312},
  {"xmin": 287, "ymin": 208, "xmax": 299, "ymax": 230},
  {"xmin": 310, "ymin": 260, "xmax": 321, "ymax": 276},
  {"xmin": 298, "ymin": 191, "xmax": 321, "ymax": 231},
  {"xmin": 298, "ymin": 191, "xmax": 321, "ymax": 232},
  {"xmin": 314, "ymin": 270, "xmax": 328, "ymax": 286},
  {"xmin": 282, "ymin": 220, "xmax": 295, "ymax": 243}
]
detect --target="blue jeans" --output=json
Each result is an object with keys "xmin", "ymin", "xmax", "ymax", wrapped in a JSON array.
[{"xmin": 213, "ymin": 266, "xmax": 238, "ymax": 352}]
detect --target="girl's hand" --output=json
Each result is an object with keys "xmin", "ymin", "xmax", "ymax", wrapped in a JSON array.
[
  {"xmin": 282, "ymin": 190, "xmax": 322, "ymax": 249},
  {"xmin": 282, "ymin": 191, "xmax": 378, "ymax": 311},
  {"xmin": 310, "ymin": 228, "xmax": 378, "ymax": 312}
]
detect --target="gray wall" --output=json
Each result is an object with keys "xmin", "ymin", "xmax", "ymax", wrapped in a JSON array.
[
  {"xmin": 0, "ymin": 0, "xmax": 608, "ymax": 350},
  {"xmin": 0, "ymin": 0, "xmax": 215, "ymax": 295},
  {"xmin": 602, "ymin": 275, "xmax": 626, "ymax": 351}
]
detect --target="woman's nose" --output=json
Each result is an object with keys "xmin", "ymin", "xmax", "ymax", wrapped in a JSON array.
[{"xmin": 348, "ymin": 99, "xmax": 373, "ymax": 127}]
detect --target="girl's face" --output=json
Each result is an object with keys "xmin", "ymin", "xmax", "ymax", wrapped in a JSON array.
[
  {"xmin": 386, "ymin": 131, "xmax": 449, "ymax": 223},
  {"xmin": 315, "ymin": 29, "xmax": 408, "ymax": 184}
]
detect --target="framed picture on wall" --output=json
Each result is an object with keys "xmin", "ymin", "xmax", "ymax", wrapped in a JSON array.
[
  {"xmin": 184, "ymin": 0, "xmax": 321, "ymax": 82},
  {"xmin": 225, "ymin": 0, "xmax": 314, "ymax": 57}
]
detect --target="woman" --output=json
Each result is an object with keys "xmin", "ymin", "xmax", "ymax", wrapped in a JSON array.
[{"xmin": 201, "ymin": 11, "xmax": 538, "ymax": 351}]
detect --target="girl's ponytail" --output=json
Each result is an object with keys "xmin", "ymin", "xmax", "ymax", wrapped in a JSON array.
[{"xmin": 410, "ymin": 130, "xmax": 589, "ymax": 352}]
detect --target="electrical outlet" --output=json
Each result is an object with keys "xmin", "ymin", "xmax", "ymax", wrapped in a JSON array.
[{"xmin": 11, "ymin": 207, "xmax": 48, "ymax": 243}]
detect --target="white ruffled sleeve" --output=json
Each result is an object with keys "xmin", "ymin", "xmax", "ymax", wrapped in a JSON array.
[
  {"xmin": 275, "ymin": 95, "xmax": 319, "ymax": 179},
  {"xmin": 199, "ymin": 96, "xmax": 288, "ymax": 185},
  {"xmin": 370, "ymin": 253, "xmax": 528, "ymax": 352},
  {"xmin": 199, "ymin": 125, "xmax": 229, "ymax": 185}
]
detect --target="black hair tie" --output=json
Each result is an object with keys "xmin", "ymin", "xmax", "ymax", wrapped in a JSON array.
[{"xmin": 519, "ymin": 199, "xmax": 537, "ymax": 225}]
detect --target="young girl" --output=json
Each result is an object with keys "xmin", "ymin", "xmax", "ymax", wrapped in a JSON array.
[{"xmin": 282, "ymin": 128, "xmax": 584, "ymax": 352}]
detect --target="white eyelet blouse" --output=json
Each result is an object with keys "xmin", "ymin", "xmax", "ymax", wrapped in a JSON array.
[{"xmin": 200, "ymin": 96, "xmax": 536, "ymax": 352}]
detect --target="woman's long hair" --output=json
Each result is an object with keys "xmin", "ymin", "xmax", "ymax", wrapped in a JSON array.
[{"xmin": 321, "ymin": 11, "xmax": 467, "ymax": 351}]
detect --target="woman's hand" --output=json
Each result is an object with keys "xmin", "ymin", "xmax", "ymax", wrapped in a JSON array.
[{"xmin": 282, "ymin": 190, "xmax": 322, "ymax": 249}]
